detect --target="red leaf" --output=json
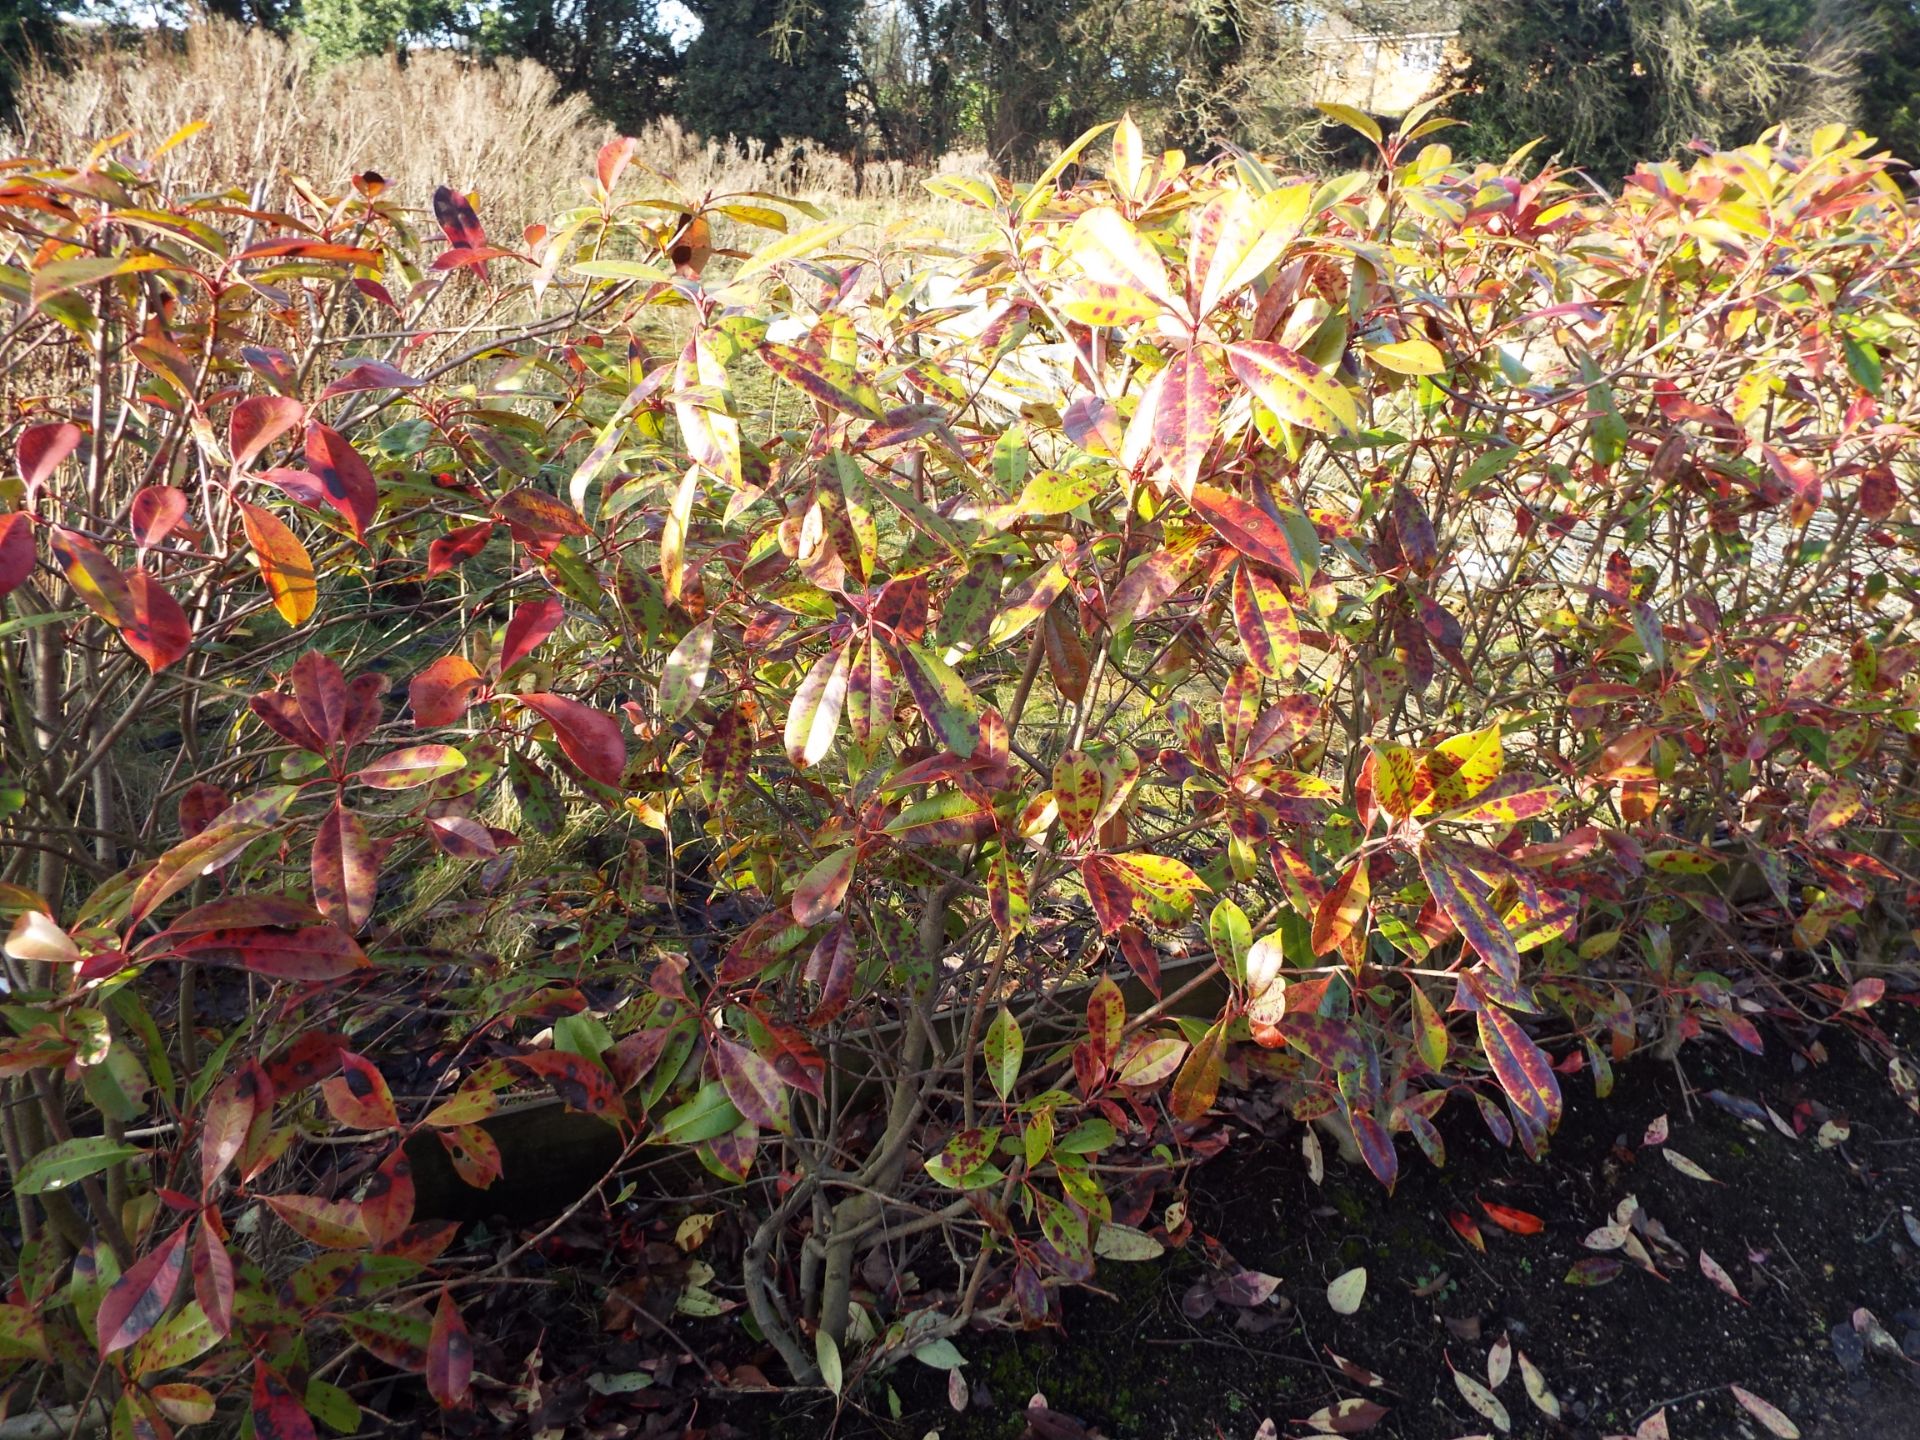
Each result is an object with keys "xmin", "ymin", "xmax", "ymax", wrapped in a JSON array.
[
  {"xmin": 200, "ymin": 1062, "xmax": 270, "ymax": 1192},
  {"xmin": 1839, "ymin": 977, "xmax": 1885, "ymax": 1014},
  {"xmin": 257, "ymin": 468, "xmax": 326, "ymax": 506},
  {"xmin": 293, "ymin": 650, "xmax": 348, "ymax": 746},
  {"xmin": 0, "ymin": 512, "xmax": 34, "ymax": 600},
  {"xmin": 120, "ymin": 569, "xmax": 192, "ymax": 672},
  {"xmin": 1418, "ymin": 845, "xmax": 1521, "ymax": 983},
  {"xmin": 804, "ymin": 921, "xmax": 858, "ymax": 1025},
  {"xmin": 1479, "ymin": 1197, "xmax": 1545, "ymax": 1235},
  {"xmin": 343, "ymin": 671, "xmax": 386, "ymax": 748},
  {"xmin": 1350, "ymin": 1109, "xmax": 1398, "ymax": 1190},
  {"xmin": 360, "ymin": 1148, "xmax": 416, "ymax": 1246},
  {"xmin": 263, "ymin": 1031, "xmax": 347, "ymax": 1090},
  {"xmin": 426, "ymin": 1289, "xmax": 473, "ymax": 1408},
  {"xmin": 354, "ymin": 275, "xmax": 399, "ymax": 309},
  {"xmin": 192, "ymin": 1214, "xmax": 235, "ymax": 1338},
  {"xmin": 1860, "ymin": 464, "xmax": 1897, "ymax": 519},
  {"xmin": 427, "ymin": 521, "xmax": 494, "ymax": 575},
  {"xmin": 311, "ymin": 803, "xmax": 375, "ymax": 933},
  {"xmin": 129, "ymin": 486, "xmax": 188, "ymax": 548},
  {"xmin": 500, "ymin": 595, "xmax": 564, "ymax": 674},
  {"xmin": 228, "ymin": 395, "xmax": 304, "ymax": 470},
  {"xmin": 494, "ymin": 489, "xmax": 587, "ymax": 556},
  {"xmin": 1311, "ymin": 858, "xmax": 1370, "ymax": 957},
  {"xmin": 238, "ymin": 238, "xmax": 380, "ymax": 265},
  {"xmin": 321, "ymin": 1050, "xmax": 398, "ymax": 1131},
  {"xmin": 1086, "ymin": 975, "xmax": 1125, "ymax": 1065},
  {"xmin": 1188, "ymin": 483, "xmax": 1300, "ymax": 581},
  {"xmin": 17, "ymin": 421, "xmax": 83, "ymax": 493},
  {"xmin": 177, "ymin": 782, "xmax": 228, "ymax": 838},
  {"xmin": 792, "ymin": 846, "xmax": 854, "ymax": 926},
  {"xmin": 430, "ymin": 245, "xmax": 516, "ymax": 272},
  {"xmin": 519, "ymin": 693, "xmax": 626, "ymax": 787},
  {"xmin": 303, "ymin": 422, "xmax": 377, "ymax": 543},
  {"xmin": 320, "ymin": 361, "xmax": 420, "ymax": 399},
  {"xmin": 1079, "ymin": 855, "xmax": 1136, "ymax": 935},
  {"xmin": 249, "ymin": 691, "xmax": 325, "ymax": 752},
  {"xmin": 426, "ymin": 814, "xmax": 501, "ymax": 859},
  {"xmin": 167, "ymin": 924, "xmax": 370, "ymax": 981},
  {"xmin": 1151, "ymin": 346, "xmax": 1221, "ymax": 497},
  {"xmin": 1447, "ymin": 1210, "xmax": 1486, "ymax": 1252},
  {"xmin": 712, "ymin": 1036, "xmax": 786, "ymax": 1131},
  {"xmin": 432, "ymin": 186, "xmax": 488, "ymax": 250},
  {"xmin": 597, "ymin": 135, "xmax": 636, "ymax": 193},
  {"xmin": 1118, "ymin": 924, "xmax": 1161, "ymax": 998},
  {"xmin": 97, "ymin": 1226, "xmax": 189, "ymax": 1354},
  {"xmin": 511, "ymin": 1049, "xmax": 618, "ymax": 1116},
  {"xmin": 251, "ymin": 1361, "xmax": 317, "ymax": 1440},
  {"xmin": 1391, "ymin": 484, "xmax": 1438, "ymax": 573}
]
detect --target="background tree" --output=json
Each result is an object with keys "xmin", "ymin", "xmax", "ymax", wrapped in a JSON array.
[
  {"xmin": 855, "ymin": 0, "xmax": 978, "ymax": 161},
  {"xmin": 297, "ymin": 0, "xmax": 454, "ymax": 61},
  {"xmin": 1858, "ymin": 0, "xmax": 1920, "ymax": 164},
  {"xmin": 1063, "ymin": 0, "xmax": 1322, "ymax": 156},
  {"xmin": 676, "ymin": 0, "xmax": 862, "ymax": 148},
  {"xmin": 0, "ymin": 0, "xmax": 59, "ymax": 114},
  {"xmin": 1448, "ymin": 0, "xmax": 1872, "ymax": 181},
  {"xmin": 472, "ymin": 0, "xmax": 677, "ymax": 133}
]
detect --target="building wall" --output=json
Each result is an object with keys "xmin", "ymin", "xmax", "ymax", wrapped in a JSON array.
[{"xmin": 1303, "ymin": 26, "xmax": 1457, "ymax": 117}]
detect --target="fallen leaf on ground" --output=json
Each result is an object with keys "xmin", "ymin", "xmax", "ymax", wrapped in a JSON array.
[
  {"xmin": 1730, "ymin": 1385, "xmax": 1799, "ymax": 1438},
  {"xmin": 1662, "ymin": 1149, "xmax": 1718, "ymax": 1182},
  {"xmin": 1327, "ymin": 1266, "xmax": 1367, "ymax": 1315}
]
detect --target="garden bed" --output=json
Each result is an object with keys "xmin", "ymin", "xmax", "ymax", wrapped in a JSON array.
[{"xmin": 695, "ymin": 1001, "xmax": 1920, "ymax": 1440}]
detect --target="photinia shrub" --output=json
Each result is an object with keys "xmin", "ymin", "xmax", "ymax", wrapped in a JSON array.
[{"xmin": 1, "ymin": 107, "xmax": 1917, "ymax": 1426}]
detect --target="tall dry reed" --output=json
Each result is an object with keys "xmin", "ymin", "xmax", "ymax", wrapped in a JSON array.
[{"xmin": 4, "ymin": 23, "xmax": 979, "ymax": 234}]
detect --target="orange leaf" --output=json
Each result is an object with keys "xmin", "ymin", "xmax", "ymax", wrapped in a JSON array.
[{"xmin": 239, "ymin": 502, "xmax": 316, "ymax": 625}]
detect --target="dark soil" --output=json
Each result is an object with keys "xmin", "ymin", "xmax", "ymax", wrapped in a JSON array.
[{"xmin": 837, "ymin": 1004, "xmax": 1920, "ymax": 1440}]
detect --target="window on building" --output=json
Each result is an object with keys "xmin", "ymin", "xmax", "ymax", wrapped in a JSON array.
[{"xmin": 1400, "ymin": 35, "xmax": 1444, "ymax": 73}]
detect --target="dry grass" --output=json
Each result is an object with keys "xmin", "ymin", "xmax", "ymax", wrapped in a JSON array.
[
  {"xmin": 8, "ymin": 24, "xmax": 609, "ymax": 234},
  {"xmin": 4, "ymin": 23, "xmax": 983, "ymax": 240}
]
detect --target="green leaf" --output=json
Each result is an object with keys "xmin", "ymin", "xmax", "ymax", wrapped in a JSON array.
[
  {"xmin": 1207, "ymin": 899, "xmax": 1251, "ymax": 985},
  {"xmin": 659, "ymin": 1081, "xmax": 745, "ymax": 1145},
  {"xmin": 984, "ymin": 1008, "xmax": 1023, "ymax": 1101},
  {"xmin": 1094, "ymin": 1223, "xmax": 1165, "ymax": 1261},
  {"xmin": 1409, "ymin": 983, "xmax": 1449, "ymax": 1071},
  {"xmin": 1314, "ymin": 101, "xmax": 1383, "ymax": 144},
  {"xmin": 659, "ymin": 619, "xmax": 715, "ymax": 721},
  {"xmin": 816, "ymin": 1329, "xmax": 844, "ymax": 1395},
  {"xmin": 911, "ymin": 1338, "xmax": 965, "ymax": 1369},
  {"xmin": 571, "ymin": 257, "xmax": 679, "ymax": 286},
  {"xmin": 884, "ymin": 788, "xmax": 995, "ymax": 846},
  {"xmin": 731, "ymin": 221, "xmax": 852, "ymax": 282},
  {"xmin": 305, "ymin": 1379, "xmax": 362, "ymax": 1435},
  {"xmin": 16, "ymin": 1136, "xmax": 145, "ymax": 1194},
  {"xmin": 898, "ymin": 644, "xmax": 980, "ymax": 756}
]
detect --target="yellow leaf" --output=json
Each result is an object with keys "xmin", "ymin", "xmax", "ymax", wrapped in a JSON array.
[
  {"xmin": 1063, "ymin": 206, "xmax": 1176, "ymax": 311},
  {"xmin": 1415, "ymin": 726, "xmax": 1503, "ymax": 815},
  {"xmin": 1314, "ymin": 101, "xmax": 1383, "ymax": 145},
  {"xmin": 1367, "ymin": 338, "xmax": 1446, "ymax": 375},
  {"xmin": 239, "ymin": 503, "xmax": 316, "ymax": 627}
]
